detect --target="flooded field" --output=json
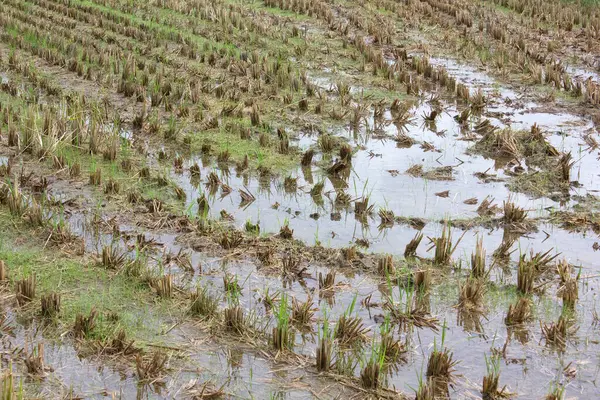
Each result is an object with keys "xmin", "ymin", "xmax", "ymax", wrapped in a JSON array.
[{"xmin": 1, "ymin": 0, "xmax": 600, "ymax": 398}]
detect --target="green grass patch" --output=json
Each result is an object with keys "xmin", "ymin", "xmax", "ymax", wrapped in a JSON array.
[
  {"xmin": 0, "ymin": 212, "xmax": 168, "ymax": 343},
  {"xmin": 189, "ymin": 126, "xmax": 298, "ymax": 171},
  {"xmin": 507, "ymin": 170, "xmax": 570, "ymax": 199}
]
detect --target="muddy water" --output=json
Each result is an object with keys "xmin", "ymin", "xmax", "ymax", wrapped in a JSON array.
[
  {"xmin": 35, "ymin": 156, "xmax": 600, "ymax": 399},
  {"xmin": 3, "ymin": 0, "xmax": 599, "ymax": 396},
  {"xmin": 2, "ymin": 219, "xmax": 343, "ymax": 399},
  {"xmin": 0, "ymin": 310, "xmax": 140, "ymax": 398},
  {"xmin": 159, "ymin": 57, "xmax": 600, "ymax": 397},
  {"xmin": 15, "ymin": 53, "xmax": 600, "ymax": 398},
  {"xmin": 159, "ymin": 221, "xmax": 600, "ymax": 398},
  {"xmin": 428, "ymin": 56, "xmax": 520, "ymax": 100},
  {"xmin": 171, "ymin": 100, "xmax": 564, "ymax": 252},
  {"xmin": 64, "ymin": 206, "xmax": 599, "ymax": 399},
  {"xmin": 266, "ymin": 235, "xmax": 600, "ymax": 399},
  {"xmin": 164, "ymin": 56, "xmax": 600, "ymax": 255},
  {"xmin": 567, "ymin": 65, "xmax": 600, "ymax": 84},
  {"xmin": 42, "ymin": 329, "xmax": 330, "ymax": 399}
]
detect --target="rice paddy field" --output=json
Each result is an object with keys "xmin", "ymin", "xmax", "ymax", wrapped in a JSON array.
[{"xmin": 1, "ymin": 0, "xmax": 600, "ymax": 398}]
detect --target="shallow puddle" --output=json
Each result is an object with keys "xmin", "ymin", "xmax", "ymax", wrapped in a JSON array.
[
  {"xmin": 56, "ymin": 202, "xmax": 600, "ymax": 398},
  {"xmin": 4, "ymin": 0, "xmax": 600, "ymax": 396}
]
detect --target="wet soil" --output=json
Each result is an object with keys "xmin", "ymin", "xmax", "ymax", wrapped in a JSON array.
[{"xmin": 1, "ymin": 0, "xmax": 600, "ymax": 398}]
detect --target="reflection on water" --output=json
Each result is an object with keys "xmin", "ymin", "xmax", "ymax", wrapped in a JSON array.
[
  {"xmin": 168, "ymin": 95, "xmax": 599, "ymax": 252},
  {"xmin": 6, "ymin": 51, "xmax": 600, "ymax": 399}
]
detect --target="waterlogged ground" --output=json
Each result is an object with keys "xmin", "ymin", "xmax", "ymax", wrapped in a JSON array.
[{"xmin": 1, "ymin": 0, "xmax": 600, "ymax": 398}]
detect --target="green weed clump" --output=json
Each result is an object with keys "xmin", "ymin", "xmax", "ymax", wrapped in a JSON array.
[
  {"xmin": 272, "ymin": 293, "xmax": 293, "ymax": 351},
  {"xmin": 316, "ymin": 313, "xmax": 333, "ymax": 372}
]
